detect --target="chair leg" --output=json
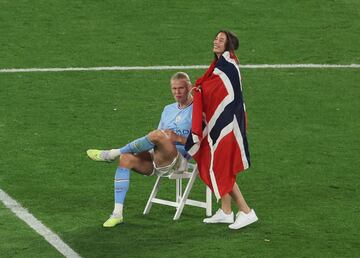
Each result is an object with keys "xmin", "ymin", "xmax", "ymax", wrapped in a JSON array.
[
  {"xmin": 206, "ymin": 186, "xmax": 212, "ymax": 216},
  {"xmin": 176, "ymin": 178, "xmax": 182, "ymax": 203},
  {"xmin": 173, "ymin": 167, "xmax": 199, "ymax": 220},
  {"xmin": 143, "ymin": 176, "xmax": 162, "ymax": 215}
]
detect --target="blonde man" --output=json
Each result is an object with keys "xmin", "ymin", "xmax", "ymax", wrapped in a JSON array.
[{"xmin": 87, "ymin": 72, "xmax": 193, "ymax": 227}]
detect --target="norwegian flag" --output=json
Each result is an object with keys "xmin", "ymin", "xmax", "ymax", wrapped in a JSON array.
[{"xmin": 185, "ymin": 51, "xmax": 250, "ymax": 200}]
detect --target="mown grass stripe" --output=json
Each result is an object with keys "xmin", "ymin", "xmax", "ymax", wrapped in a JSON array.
[{"xmin": 0, "ymin": 64, "xmax": 359, "ymax": 73}]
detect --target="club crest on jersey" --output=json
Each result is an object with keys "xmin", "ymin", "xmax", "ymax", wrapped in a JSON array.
[{"xmin": 175, "ymin": 115, "xmax": 181, "ymax": 123}]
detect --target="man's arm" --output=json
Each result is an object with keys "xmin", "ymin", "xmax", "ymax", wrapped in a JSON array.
[{"xmin": 163, "ymin": 129, "xmax": 187, "ymax": 145}]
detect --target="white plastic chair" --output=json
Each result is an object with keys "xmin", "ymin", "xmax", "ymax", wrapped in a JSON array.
[{"xmin": 143, "ymin": 163, "xmax": 212, "ymax": 220}]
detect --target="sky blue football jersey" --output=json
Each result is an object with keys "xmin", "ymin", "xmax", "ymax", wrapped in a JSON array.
[{"xmin": 158, "ymin": 102, "xmax": 192, "ymax": 158}]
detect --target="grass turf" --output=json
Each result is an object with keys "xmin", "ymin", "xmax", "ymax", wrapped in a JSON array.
[
  {"xmin": 0, "ymin": 0, "xmax": 359, "ymax": 68},
  {"xmin": 1, "ymin": 69, "xmax": 359, "ymax": 257},
  {"xmin": 0, "ymin": 0, "xmax": 359, "ymax": 257},
  {"xmin": 0, "ymin": 203, "xmax": 62, "ymax": 258}
]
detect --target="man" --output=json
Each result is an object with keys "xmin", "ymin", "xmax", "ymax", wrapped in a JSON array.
[{"xmin": 87, "ymin": 72, "xmax": 193, "ymax": 227}]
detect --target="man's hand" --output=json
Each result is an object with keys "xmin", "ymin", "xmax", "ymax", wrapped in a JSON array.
[{"xmin": 163, "ymin": 130, "xmax": 186, "ymax": 145}]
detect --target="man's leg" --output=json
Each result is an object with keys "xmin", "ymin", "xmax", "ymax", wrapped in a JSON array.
[
  {"xmin": 88, "ymin": 129, "xmax": 178, "ymax": 227},
  {"xmin": 148, "ymin": 130, "xmax": 178, "ymax": 167},
  {"xmin": 87, "ymin": 129, "xmax": 177, "ymax": 163},
  {"xmin": 107, "ymin": 130, "xmax": 178, "ymax": 225},
  {"xmin": 103, "ymin": 152, "xmax": 153, "ymax": 228},
  {"xmin": 87, "ymin": 134, "xmax": 156, "ymax": 162}
]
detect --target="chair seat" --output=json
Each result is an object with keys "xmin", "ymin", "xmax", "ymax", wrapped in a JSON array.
[{"xmin": 168, "ymin": 171, "xmax": 192, "ymax": 179}]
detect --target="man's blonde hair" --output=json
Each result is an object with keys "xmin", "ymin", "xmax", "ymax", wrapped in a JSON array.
[{"xmin": 171, "ymin": 72, "xmax": 191, "ymax": 85}]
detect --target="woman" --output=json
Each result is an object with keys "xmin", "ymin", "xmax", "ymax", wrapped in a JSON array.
[{"xmin": 186, "ymin": 30, "xmax": 258, "ymax": 229}]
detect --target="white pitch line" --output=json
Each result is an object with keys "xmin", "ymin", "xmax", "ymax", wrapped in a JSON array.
[
  {"xmin": 0, "ymin": 64, "xmax": 359, "ymax": 73},
  {"xmin": 0, "ymin": 188, "xmax": 82, "ymax": 258}
]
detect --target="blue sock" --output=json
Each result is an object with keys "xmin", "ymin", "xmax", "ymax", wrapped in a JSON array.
[
  {"xmin": 120, "ymin": 135, "xmax": 155, "ymax": 154},
  {"xmin": 114, "ymin": 167, "xmax": 130, "ymax": 204}
]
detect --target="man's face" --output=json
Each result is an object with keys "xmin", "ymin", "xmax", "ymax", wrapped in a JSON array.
[
  {"xmin": 213, "ymin": 32, "xmax": 227, "ymax": 55},
  {"xmin": 171, "ymin": 79, "xmax": 190, "ymax": 104}
]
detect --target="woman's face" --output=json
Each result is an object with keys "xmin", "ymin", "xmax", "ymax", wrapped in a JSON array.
[{"xmin": 213, "ymin": 32, "xmax": 227, "ymax": 56}]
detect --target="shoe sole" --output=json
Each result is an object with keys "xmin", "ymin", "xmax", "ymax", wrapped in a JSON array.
[
  {"xmin": 103, "ymin": 220, "xmax": 124, "ymax": 228},
  {"xmin": 228, "ymin": 217, "xmax": 258, "ymax": 230},
  {"xmin": 103, "ymin": 223, "xmax": 122, "ymax": 228},
  {"xmin": 203, "ymin": 220, "xmax": 234, "ymax": 224}
]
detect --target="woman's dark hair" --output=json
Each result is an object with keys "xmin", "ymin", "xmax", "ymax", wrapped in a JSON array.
[{"xmin": 214, "ymin": 30, "xmax": 239, "ymax": 59}]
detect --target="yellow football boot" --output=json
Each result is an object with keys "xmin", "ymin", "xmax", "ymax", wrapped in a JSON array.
[
  {"xmin": 103, "ymin": 216, "xmax": 123, "ymax": 228},
  {"xmin": 86, "ymin": 149, "xmax": 114, "ymax": 162}
]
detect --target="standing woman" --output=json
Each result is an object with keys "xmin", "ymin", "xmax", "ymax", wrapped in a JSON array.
[{"xmin": 186, "ymin": 30, "xmax": 258, "ymax": 229}]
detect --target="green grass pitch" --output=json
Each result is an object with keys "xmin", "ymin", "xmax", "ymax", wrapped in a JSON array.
[{"xmin": 0, "ymin": 1, "xmax": 359, "ymax": 257}]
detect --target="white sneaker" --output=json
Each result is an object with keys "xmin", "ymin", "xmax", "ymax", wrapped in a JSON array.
[
  {"xmin": 228, "ymin": 209, "xmax": 258, "ymax": 230},
  {"xmin": 203, "ymin": 209, "xmax": 234, "ymax": 224}
]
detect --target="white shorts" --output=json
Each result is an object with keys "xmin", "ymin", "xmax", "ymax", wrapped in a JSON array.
[{"xmin": 150, "ymin": 152, "xmax": 188, "ymax": 177}]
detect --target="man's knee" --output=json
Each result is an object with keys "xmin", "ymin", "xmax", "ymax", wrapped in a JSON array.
[
  {"xmin": 119, "ymin": 153, "xmax": 136, "ymax": 167},
  {"xmin": 148, "ymin": 129, "xmax": 170, "ymax": 144}
]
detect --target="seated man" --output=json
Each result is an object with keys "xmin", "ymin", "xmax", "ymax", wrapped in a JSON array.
[{"xmin": 87, "ymin": 72, "xmax": 193, "ymax": 228}]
